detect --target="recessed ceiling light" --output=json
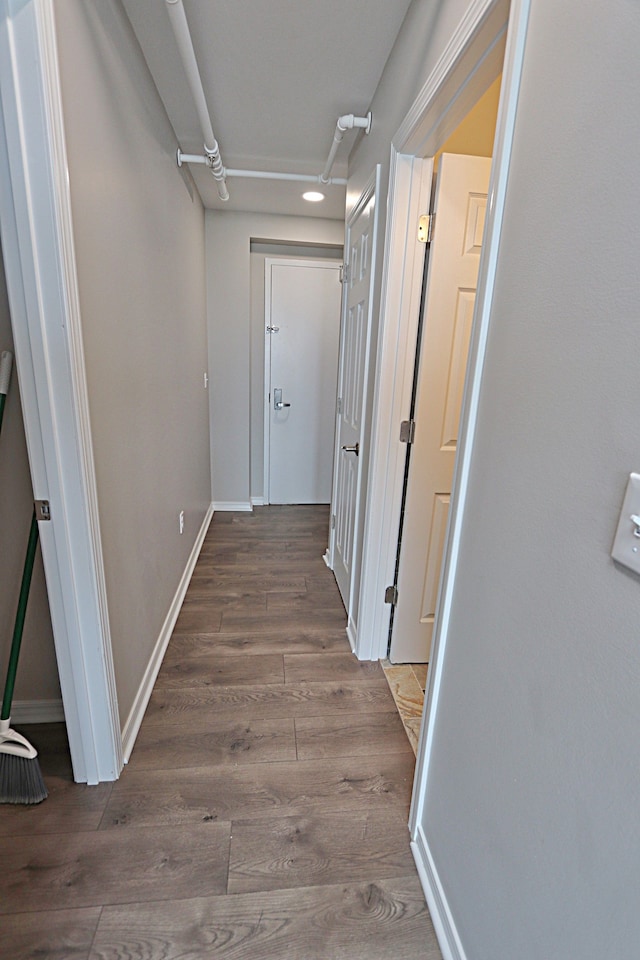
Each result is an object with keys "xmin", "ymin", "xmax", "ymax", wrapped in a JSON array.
[{"xmin": 303, "ymin": 191, "xmax": 325, "ymax": 202}]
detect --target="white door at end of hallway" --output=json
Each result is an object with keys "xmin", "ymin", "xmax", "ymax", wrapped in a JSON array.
[
  {"xmin": 390, "ymin": 153, "xmax": 492, "ymax": 663},
  {"xmin": 265, "ymin": 259, "xmax": 342, "ymax": 505}
]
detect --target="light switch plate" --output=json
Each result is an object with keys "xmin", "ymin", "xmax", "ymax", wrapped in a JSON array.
[{"xmin": 611, "ymin": 473, "xmax": 640, "ymax": 576}]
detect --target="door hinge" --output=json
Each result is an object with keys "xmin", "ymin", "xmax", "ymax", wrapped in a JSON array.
[
  {"xmin": 384, "ymin": 584, "xmax": 398, "ymax": 605},
  {"xmin": 339, "ymin": 263, "xmax": 349, "ymax": 284},
  {"xmin": 418, "ymin": 213, "xmax": 434, "ymax": 244},
  {"xmin": 337, "ymin": 397, "xmax": 342, "ymax": 414},
  {"xmin": 34, "ymin": 500, "xmax": 51, "ymax": 521},
  {"xmin": 399, "ymin": 419, "xmax": 416, "ymax": 444},
  {"xmin": 331, "ymin": 513, "xmax": 336, "ymax": 530}
]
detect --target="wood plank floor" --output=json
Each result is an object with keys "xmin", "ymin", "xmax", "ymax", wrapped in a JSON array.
[
  {"xmin": 0, "ymin": 505, "xmax": 442, "ymax": 960},
  {"xmin": 381, "ymin": 661, "xmax": 429, "ymax": 754}
]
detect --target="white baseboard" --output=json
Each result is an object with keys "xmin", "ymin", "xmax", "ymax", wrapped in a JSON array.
[
  {"xmin": 411, "ymin": 826, "xmax": 467, "ymax": 960},
  {"xmin": 346, "ymin": 617, "xmax": 357, "ymax": 654},
  {"xmin": 213, "ymin": 500, "xmax": 252, "ymax": 512},
  {"xmin": 250, "ymin": 496, "xmax": 265, "ymax": 507},
  {"xmin": 11, "ymin": 699, "xmax": 65, "ymax": 724},
  {"xmin": 322, "ymin": 549, "xmax": 331, "ymax": 568},
  {"xmin": 121, "ymin": 502, "xmax": 214, "ymax": 763}
]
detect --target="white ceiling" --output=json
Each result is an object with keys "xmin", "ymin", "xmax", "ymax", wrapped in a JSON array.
[{"xmin": 121, "ymin": 0, "xmax": 413, "ymax": 220}]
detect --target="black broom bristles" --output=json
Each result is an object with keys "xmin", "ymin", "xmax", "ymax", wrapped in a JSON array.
[{"xmin": 0, "ymin": 751, "xmax": 47, "ymax": 804}]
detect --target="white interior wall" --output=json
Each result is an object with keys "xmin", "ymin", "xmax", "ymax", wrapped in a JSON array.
[
  {"xmin": 54, "ymin": 0, "xmax": 211, "ymax": 729},
  {"xmin": 0, "ymin": 245, "xmax": 59, "ymax": 708},
  {"xmin": 206, "ymin": 212, "xmax": 344, "ymax": 507}
]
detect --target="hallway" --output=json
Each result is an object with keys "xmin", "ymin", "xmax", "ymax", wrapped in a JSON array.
[{"xmin": 0, "ymin": 505, "xmax": 441, "ymax": 959}]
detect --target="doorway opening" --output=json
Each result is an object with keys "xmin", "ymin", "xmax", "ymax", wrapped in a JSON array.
[
  {"xmin": 263, "ymin": 258, "xmax": 342, "ymax": 506},
  {"xmin": 389, "ymin": 76, "xmax": 503, "ymax": 665},
  {"xmin": 0, "ymin": 245, "xmax": 65, "ymax": 775},
  {"xmin": 380, "ymin": 77, "xmax": 503, "ymax": 748},
  {"xmin": 249, "ymin": 242, "xmax": 343, "ymax": 509}
]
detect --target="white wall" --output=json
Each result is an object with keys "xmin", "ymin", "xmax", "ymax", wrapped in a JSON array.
[
  {"xmin": 0, "ymin": 246, "xmax": 59, "ymax": 706},
  {"xmin": 54, "ymin": 1, "xmax": 211, "ymax": 728},
  {"xmin": 206, "ymin": 212, "xmax": 344, "ymax": 506}
]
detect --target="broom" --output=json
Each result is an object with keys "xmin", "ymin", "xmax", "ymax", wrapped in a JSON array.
[
  {"xmin": 0, "ymin": 510, "xmax": 47, "ymax": 803},
  {"xmin": 0, "ymin": 351, "xmax": 47, "ymax": 803},
  {"xmin": 0, "ymin": 350, "xmax": 11, "ymax": 430}
]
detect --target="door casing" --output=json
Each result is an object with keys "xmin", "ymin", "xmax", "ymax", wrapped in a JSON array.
[{"xmin": 357, "ymin": 0, "xmax": 515, "ymax": 664}]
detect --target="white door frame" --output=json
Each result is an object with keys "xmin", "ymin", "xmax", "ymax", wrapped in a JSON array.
[
  {"xmin": 263, "ymin": 257, "xmax": 341, "ymax": 505},
  {"xmin": 357, "ymin": 0, "xmax": 526, "ymax": 662},
  {"xmin": 0, "ymin": 0, "xmax": 122, "ymax": 783}
]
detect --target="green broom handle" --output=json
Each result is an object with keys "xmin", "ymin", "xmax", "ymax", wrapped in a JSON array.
[
  {"xmin": 1, "ymin": 509, "xmax": 39, "ymax": 721},
  {"xmin": 0, "ymin": 350, "xmax": 13, "ymax": 437}
]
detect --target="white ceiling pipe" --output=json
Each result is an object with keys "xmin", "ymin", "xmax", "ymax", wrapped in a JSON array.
[
  {"xmin": 226, "ymin": 169, "xmax": 347, "ymax": 186},
  {"xmin": 176, "ymin": 152, "xmax": 346, "ymax": 185},
  {"xmin": 165, "ymin": 0, "xmax": 229, "ymax": 201},
  {"xmin": 319, "ymin": 112, "xmax": 372, "ymax": 185}
]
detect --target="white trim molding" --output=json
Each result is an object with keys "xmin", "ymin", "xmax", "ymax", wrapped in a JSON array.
[
  {"xmin": 12, "ymin": 699, "xmax": 65, "ymax": 725},
  {"xmin": 0, "ymin": 0, "xmax": 122, "ymax": 783},
  {"xmin": 213, "ymin": 500, "xmax": 252, "ymax": 512},
  {"xmin": 411, "ymin": 830, "xmax": 468, "ymax": 960},
  {"xmin": 122, "ymin": 503, "xmax": 214, "ymax": 762}
]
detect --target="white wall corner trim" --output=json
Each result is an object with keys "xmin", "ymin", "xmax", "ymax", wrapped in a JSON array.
[
  {"xmin": 12, "ymin": 699, "xmax": 65, "ymax": 724},
  {"xmin": 0, "ymin": 0, "xmax": 122, "ymax": 783},
  {"xmin": 213, "ymin": 500, "xmax": 253, "ymax": 512},
  {"xmin": 411, "ymin": 828, "xmax": 468, "ymax": 960},
  {"xmin": 250, "ymin": 496, "xmax": 265, "ymax": 507},
  {"xmin": 121, "ymin": 502, "xmax": 214, "ymax": 762}
]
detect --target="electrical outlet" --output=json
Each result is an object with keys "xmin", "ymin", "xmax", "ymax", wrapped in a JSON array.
[
  {"xmin": 612, "ymin": 473, "xmax": 640, "ymax": 575},
  {"xmin": 179, "ymin": 510, "xmax": 184, "ymax": 535}
]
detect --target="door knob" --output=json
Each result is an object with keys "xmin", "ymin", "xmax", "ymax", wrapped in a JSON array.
[
  {"xmin": 273, "ymin": 388, "xmax": 291, "ymax": 411},
  {"xmin": 342, "ymin": 442, "xmax": 359, "ymax": 456}
]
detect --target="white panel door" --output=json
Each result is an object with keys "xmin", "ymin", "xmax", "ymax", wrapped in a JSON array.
[
  {"xmin": 390, "ymin": 153, "xmax": 492, "ymax": 663},
  {"xmin": 265, "ymin": 260, "xmax": 341, "ymax": 504},
  {"xmin": 331, "ymin": 186, "xmax": 376, "ymax": 609}
]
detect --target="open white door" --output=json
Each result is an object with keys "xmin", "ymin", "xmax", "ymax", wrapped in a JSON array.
[
  {"xmin": 329, "ymin": 171, "xmax": 379, "ymax": 615},
  {"xmin": 264, "ymin": 259, "xmax": 341, "ymax": 504},
  {"xmin": 390, "ymin": 153, "xmax": 492, "ymax": 663}
]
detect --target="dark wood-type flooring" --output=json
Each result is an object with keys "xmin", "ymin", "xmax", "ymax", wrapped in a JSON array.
[{"xmin": 0, "ymin": 505, "xmax": 442, "ymax": 960}]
